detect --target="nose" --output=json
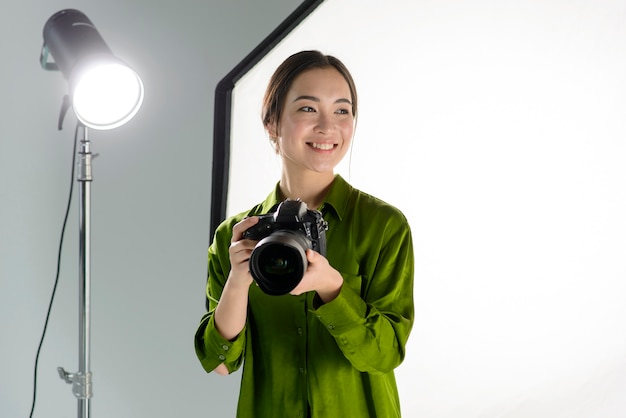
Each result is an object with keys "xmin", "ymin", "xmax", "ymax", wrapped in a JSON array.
[{"xmin": 315, "ymin": 112, "xmax": 334, "ymax": 134}]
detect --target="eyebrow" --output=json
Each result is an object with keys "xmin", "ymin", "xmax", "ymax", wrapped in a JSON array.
[{"xmin": 293, "ymin": 95, "xmax": 352, "ymax": 105}]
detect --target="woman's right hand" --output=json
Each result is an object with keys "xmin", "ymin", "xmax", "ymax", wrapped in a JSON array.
[
  {"xmin": 214, "ymin": 216, "xmax": 261, "ymax": 345},
  {"xmin": 226, "ymin": 216, "xmax": 260, "ymax": 289}
]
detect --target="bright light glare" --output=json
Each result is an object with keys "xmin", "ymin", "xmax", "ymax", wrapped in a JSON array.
[{"xmin": 72, "ymin": 62, "xmax": 144, "ymax": 130}]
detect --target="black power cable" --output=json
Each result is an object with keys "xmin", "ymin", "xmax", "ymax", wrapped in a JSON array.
[{"xmin": 29, "ymin": 122, "xmax": 80, "ymax": 418}]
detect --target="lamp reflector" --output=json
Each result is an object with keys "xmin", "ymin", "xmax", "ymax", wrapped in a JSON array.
[
  {"xmin": 72, "ymin": 62, "xmax": 144, "ymax": 130},
  {"xmin": 42, "ymin": 9, "xmax": 144, "ymax": 130}
]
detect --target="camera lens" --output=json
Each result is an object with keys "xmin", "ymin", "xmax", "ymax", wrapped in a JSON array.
[
  {"xmin": 259, "ymin": 247, "xmax": 298, "ymax": 276},
  {"xmin": 258, "ymin": 245, "xmax": 301, "ymax": 279},
  {"xmin": 249, "ymin": 230, "xmax": 310, "ymax": 295}
]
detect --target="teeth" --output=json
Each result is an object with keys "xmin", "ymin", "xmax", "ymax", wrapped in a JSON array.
[{"xmin": 310, "ymin": 143, "xmax": 334, "ymax": 150}]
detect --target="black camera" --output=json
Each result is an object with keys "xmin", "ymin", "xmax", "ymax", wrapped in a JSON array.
[{"xmin": 243, "ymin": 199, "xmax": 328, "ymax": 295}]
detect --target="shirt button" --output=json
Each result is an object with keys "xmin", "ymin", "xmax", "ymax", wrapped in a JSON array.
[
  {"xmin": 327, "ymin": 324, "xmax": 335, "ymax": 330},
  {"xmin": 218, "ymin": 355, "xmax": 226, "ymax": 361},
  {"xmin": 297, "ymin": 327, "xmax": 303, "ymax": 336},
  {"xmin": 222, "ymin": 344, "xmax": 229, "ymax": 350}
]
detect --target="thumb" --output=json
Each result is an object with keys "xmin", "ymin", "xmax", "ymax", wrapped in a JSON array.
[{"xmin": 306, "ymin": 249, "xmax": 317, "ymax": 263}]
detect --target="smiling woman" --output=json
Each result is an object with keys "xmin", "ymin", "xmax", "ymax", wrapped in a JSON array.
[
  {"xmin": 205, "ymin": 1, "xmax": 626, "ymax": 417},
  {"xmin": 268, "ymin": 67, "xmax": 356, "ymax": 195},
  {"xmin": 195, "ymin": 50, "xmax": 415, "ymax": 417}
]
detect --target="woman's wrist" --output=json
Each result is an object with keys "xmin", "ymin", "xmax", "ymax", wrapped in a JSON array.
[
  {"xmin": 226, "ymin": 270, "xmax": 253, "ymax": 292},
  {"xmin": 316, "ymin": 270, "xmax": 343, "ymax": 304}
]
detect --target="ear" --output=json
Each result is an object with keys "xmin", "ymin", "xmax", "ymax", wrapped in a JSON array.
[
  {"xmin": 265, "ymin": 122, "xmax": 281, "ymax": 153},
  {"xmin": 265, "ymin": 121, "xmax": 278, "ymax": 139}
]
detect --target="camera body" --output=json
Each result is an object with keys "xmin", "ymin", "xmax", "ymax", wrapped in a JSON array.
[{"xmin": 243, "ymin": 199, "xmax": 328, "ymax": 295}]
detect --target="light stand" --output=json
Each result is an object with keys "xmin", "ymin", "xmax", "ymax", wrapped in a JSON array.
[
  {"xmin": 40, "ymin": 9, "xmax": 143, "ymax": 418},
  {"xmin": 56, "ymin": 124, "xmax": 93, "ymax": 418}
]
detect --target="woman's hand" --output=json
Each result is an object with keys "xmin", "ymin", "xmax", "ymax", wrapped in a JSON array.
[
  {"xmin": 290, "ymin": 249, "xmax": 343, "ymax": 303},
  {"xmin": 214, "ymin": 216, "xmax": 260, "ymax": 344},
  {"xmin": 226, "ymin": 216, "xmax": 260, "ymax": 289}
]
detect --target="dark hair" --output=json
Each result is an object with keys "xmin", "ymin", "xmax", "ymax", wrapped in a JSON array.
[{"xmin": 262, "ymin": 50, "xmax": 358, "ymax": 138}]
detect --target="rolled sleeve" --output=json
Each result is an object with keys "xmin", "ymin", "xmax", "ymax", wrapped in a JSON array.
[{"xmin": 194, "ymin": 312, "xmax": 246, "ymax": 374}]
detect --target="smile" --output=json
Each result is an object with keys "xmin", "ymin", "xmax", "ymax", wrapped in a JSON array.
[{"xmin": 309, "ymin": 142, "xmax": 336, "ymax": 151}]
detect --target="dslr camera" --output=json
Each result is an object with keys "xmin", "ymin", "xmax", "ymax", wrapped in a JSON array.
[{"xmin": 243, "ymin": 199, "xmax": 328, "ymax": 295}]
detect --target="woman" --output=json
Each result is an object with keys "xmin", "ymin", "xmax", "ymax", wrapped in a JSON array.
[{"xmin": 195, "ymin": 50, "xmax": 414, "ymax": 417}]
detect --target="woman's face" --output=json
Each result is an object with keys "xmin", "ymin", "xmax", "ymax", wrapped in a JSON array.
[{"xmin": 271, "ymin": 67, "xmax": 355, "ymax": 176}]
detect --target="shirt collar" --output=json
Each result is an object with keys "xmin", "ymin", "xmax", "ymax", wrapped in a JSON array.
[
  {"xmin": 257, "ymin": 174, "xmax": 352, "ymax": 221},
  {"xmin": 320, "ymin": 174, "xmax": 351, "ymax": 221}
]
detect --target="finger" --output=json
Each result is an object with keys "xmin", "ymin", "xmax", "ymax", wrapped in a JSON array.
[
  {"xmin": 231, "ymin": 216, "xmax": 260, "ymax": 242},
  {"xmin": 229, "ymin": 242, "xmax": 253, "ymax": 262},
  {"xmin": 289, "ymin": 284, "xmax": 306, "ymax": 296},
  {"xmin": 306, "ymin": 249, "xmax": 318, "ymax": 263}
]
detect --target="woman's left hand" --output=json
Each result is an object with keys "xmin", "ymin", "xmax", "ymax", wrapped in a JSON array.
[{"xmin": 290, "ymin": 249, "xmax": 343, "ymax": 303}]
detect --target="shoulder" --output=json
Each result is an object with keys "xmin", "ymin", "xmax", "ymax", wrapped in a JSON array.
[
  {"xmin": 328, "ymin": 176, "xmax": 408, "ymax": 227},
  {"xmin": 212, "ymin": 203, "xmax": 265, "ymax": 243},
  {"xmin": 337, "ymin": 185, "xmax": 412, "ymax": 247},
  {"xmin": 350, "ymin": 187, "xmax": 409, "ymax": 226}
]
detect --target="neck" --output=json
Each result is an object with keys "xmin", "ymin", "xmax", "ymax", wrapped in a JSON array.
[{"xmin": 279, "ymin": 171, "xmax": 335, "ymax": 210}]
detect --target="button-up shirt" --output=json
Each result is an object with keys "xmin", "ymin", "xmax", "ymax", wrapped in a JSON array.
[{"xmin": 195, "ymin": 175, "xmax": 414, "ymax": 417}]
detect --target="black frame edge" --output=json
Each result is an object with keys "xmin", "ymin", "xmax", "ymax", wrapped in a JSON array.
[{"xmin": 210, "ymin": 0, "xmax": 325, "ymax": 241}]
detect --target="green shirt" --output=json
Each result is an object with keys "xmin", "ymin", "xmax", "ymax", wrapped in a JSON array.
[{"xmin": 195, "ymin": 175, "xmax": 414, "ymax": 418}]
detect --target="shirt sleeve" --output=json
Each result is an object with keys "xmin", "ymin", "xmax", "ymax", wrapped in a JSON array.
[
  {"xmin": 312, "ymin": 208, "xmax": 414, "ymax": 375},
  {"xmin": 194, "ymin": 312, "xmax": 246, "ymax": 373},
  {"xmin": 194, "ymin": 218, "xmax": 247, "ymax": 374}
]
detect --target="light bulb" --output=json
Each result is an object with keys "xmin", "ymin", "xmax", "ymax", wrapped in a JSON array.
[{"xmin": 72, "ymin": 62, "xmax": 144, "ymax": 130}]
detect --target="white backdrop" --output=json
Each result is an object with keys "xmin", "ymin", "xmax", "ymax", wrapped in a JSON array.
[{"xmin": 227, "ymin": 1, "xmax": 626, "ymax": 416}]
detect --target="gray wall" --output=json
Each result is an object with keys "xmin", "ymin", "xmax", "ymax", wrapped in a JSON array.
[{"xmin": 0, "ymin": 1, "xmax": 299, "ymax": 417}]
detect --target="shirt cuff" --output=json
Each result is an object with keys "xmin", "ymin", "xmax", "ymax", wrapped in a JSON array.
[
  {"xmin": 195, "ymin": 313, "xmax": 246, "ymax": 373},
  {"xmin": 311, "ymin": 283, "xmax": 367, "ymax": 334}
]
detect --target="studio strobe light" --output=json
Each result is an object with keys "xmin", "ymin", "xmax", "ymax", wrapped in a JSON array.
[{"xmin": 38, "ymin": 9, "xmax": 143, "ymax": 418}]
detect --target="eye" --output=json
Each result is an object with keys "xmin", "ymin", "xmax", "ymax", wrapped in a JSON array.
[
  {"xmin": 335, "ymin": 108, "xmax": 351, "ymax": 115},
  {"xmin": 299, "ymin": 106, "xmax": 316, "ymax": 112}
]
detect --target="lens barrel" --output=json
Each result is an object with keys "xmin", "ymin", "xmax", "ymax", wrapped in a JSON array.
[{"xmin": 248, "ymin": 230, "xmax": 311, "ymax": 295}]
